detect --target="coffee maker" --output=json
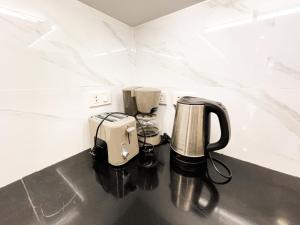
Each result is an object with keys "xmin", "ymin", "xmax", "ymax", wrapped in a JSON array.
[{"xmin": 123, "ymin": 87, "xmax": 161, "ymax": 148}]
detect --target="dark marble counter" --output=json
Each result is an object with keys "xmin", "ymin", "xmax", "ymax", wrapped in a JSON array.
[{"xmin": 1, "ymin": 144, "xmax": 300, "ymax": 225}]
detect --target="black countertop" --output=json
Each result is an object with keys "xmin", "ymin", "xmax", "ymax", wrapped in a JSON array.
[{"xmin": 1, "ymin": 144, "xmax": 300, "ymax": 225}]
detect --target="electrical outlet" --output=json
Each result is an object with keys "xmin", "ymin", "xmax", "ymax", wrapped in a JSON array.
[
  {"xmin": 159, "ymin": 92, "xmax": 167, "ymax": 105},
  {"xmin": 89, "ymin": 90, "xmax": 111, "ymax": 108}
]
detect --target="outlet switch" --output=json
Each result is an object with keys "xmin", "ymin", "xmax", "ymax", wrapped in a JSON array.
[
  {"xmin": 89, "ymin": 90, "xmax": 112, "ymax": 108},
  {"xmin": 159, "ymin": 92, "xmax": 167, "ymax": 105}
]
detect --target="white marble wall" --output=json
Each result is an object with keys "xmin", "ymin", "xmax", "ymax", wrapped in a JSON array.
[
  {"xmin": 134, "ymin": 0, "xmax": 300, "ymax": 177},
  {"xmin": 0, "ymin": 0, "xmax": 135, "ymax": 187},
  {"xmin": 1, "ymin": 0, "xmax": 300, "ymax": 188}
]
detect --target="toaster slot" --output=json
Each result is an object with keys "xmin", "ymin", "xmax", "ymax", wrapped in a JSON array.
[
  {"xmin": 95, "ymin": 113, "xmax": 129, "ymax": 123},
  {"xmin": 96, "ymin": 114, "xmax": 116, "ymax": 122},
  {"xmin": 112, "ymin": 114, "xmax": 128, "ymax": 119},
  {"xmin": 102, "ymin": 113, "xmax": 128, "ymax": 120}
]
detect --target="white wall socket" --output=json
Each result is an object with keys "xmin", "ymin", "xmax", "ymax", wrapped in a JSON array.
[
  {"xmin": 159, "ymin": 92, "xmax": 167, "ymax": 105},
  {"xmin": 89, "ymin": 90, "xmax": 112, "ymax": 108}
]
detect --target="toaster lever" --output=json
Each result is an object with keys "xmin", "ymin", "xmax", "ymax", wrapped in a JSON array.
[{"xmin": 126, "ymin": 127, "xmax": 135, "ymax": 144}]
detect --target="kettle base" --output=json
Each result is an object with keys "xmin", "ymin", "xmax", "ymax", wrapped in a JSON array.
[
  {"xmin": 170, "ymin": 149, "xmax": 207, "ymax": 164},
  {"xmin": 170, "ymin": 149, "xmax": 207, "ymax": 174}
]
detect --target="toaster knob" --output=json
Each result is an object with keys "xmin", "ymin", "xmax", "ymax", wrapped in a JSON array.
[
  {"xmin": 121, "ymin": 145, "xmax": 129, "ymax": 159},
  {"xmin": 126, "ymin": 127, "xmax": 135, "ymax": 133}
]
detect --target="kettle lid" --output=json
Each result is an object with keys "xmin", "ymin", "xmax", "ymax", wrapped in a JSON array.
[{"xmin": 177, "ymin": 96, "xmax": 208, "ymax": 105}]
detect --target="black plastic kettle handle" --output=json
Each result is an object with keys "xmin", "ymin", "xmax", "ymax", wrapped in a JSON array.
[{"xmin": 205, "ymin": 101, "xmax": 231, "ymax": 152}]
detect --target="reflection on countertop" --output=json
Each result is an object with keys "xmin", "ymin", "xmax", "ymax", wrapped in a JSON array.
[
  {"xmin": 93, "ymin": 151, "xmax": 162, "ymax": 198},
  {"xmin": 1, "ymin": 144, "xmax": 300, "ymax": 225},
  {"xmin": 170, "ymin": 160, "xmax": 220, "ymax": 216}
]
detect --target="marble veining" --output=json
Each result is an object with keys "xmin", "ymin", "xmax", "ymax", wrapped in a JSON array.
[
  {"xmin": 102, "ymin": 21, "xmax": 136, "ymax": 65},
  {"xmin": 206, "ymin": 0, "xmax": 251, "ymax": 13},
  {"xmin": 1, "ymin": 0, "xmax": 300, "ymax": 188},
  {"xmin": 0, "ymin": 0, "xmax": 134, "ymax": 188},
  {"xmin": 0, "ymin": 109, "xmax": 64, "ymax": 120},
  {"xmin": 0, "ymin": 6, "xmax": 53, "ymax": 46},
  {"xmin": 267, "ymin": 57, "xmax": 300, "ymax": 81},
  {"xmin": 134, "ymin": 0, "xmax": 300, "ymax": 176},
  {"xmin": 102, "ymin": 21, "xmax": 129, "ymax": 51},
  {"xmin": 39, "ymin": 40, "xmax": 113, "ymax": 85},
  {"xmin": 136, "ymin": 35, "xmax": 300, "ymax": 141},
  {"xmin": 137, "ymin": 44, "xmax": 222, "ymax": 87},
  {"xmin": 260, "ymin": 91, "xmax": 300, "ymax": 136},
  {"xmin": 232, "ymin": 89, "xmax": 300, "ymax": 139}
]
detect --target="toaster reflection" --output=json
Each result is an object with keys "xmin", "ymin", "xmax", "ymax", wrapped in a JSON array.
[
  {"xmin": 94, "ymin": 159, "xmax": 137, "ymax": 198},
  {"xmin": 170, "ymin": 160, "xmax": 219, "ymax": 216},
  {"xmin": 93, "ymin": 151, "xmax": 161, "ymax": 198}
]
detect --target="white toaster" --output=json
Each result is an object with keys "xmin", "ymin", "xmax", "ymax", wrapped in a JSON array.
[{"xmin": 89, "ymin": 113, "xmax": 139, "ymax": 166}]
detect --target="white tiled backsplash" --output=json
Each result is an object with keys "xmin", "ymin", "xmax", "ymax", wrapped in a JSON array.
[{"xmin": 0, "ymin": 0, "xmax": 300, "ymax": 187}]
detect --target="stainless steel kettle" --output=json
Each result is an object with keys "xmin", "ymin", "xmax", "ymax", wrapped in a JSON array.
[{"xmin": 171, "ymin": 96, "xmax": 230, "ymax": 159}]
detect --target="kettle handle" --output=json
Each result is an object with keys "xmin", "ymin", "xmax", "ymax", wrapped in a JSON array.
[{"xmin": 205, "ymin": 101, "xmax": 230, "ymax": 152}]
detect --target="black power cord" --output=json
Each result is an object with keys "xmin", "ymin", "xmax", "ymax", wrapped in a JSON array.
[{"xmin": 206, "ymin": 151, "xmax": 232, "ymax": 184}]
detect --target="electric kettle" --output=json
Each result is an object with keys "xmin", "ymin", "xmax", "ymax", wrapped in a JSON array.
[{"xmin": 171, "ymin": 96, "xmax": 230, "ymax": 160}]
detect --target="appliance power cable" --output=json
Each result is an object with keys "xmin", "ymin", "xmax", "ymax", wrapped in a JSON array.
[{"xmin": 207, "ymin": 151, "xmax": 232, "ymax": 179}]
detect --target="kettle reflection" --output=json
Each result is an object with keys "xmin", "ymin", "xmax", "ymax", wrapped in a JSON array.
[
  {"xmin": 93, "ymin": 151, "xmax": 161, "ymax": 198},
  {"xmin": 170, "ymin": 160, "xmax": 219, "ymax": 216}
]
